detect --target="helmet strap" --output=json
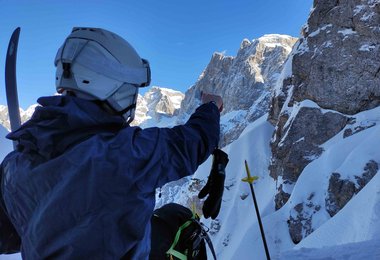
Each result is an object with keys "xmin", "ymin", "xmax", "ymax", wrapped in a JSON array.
[
  {"xmin": 117, "ymin": 103, "xmax": 136, "ymax": 116},
  {"xmin": 95, "ymin": 100, "xmax": 136, "ymax": 124}
]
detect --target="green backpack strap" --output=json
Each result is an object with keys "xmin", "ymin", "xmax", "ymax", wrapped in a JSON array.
[
  {"xmin": 166, "ymin": 220, "xmax": 193, "ymax": 260},
  {"xmin": 166, "ymin": 210, "xmax": 218, "ymax": 260}
]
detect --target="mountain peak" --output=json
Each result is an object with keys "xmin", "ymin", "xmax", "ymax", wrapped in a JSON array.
[
  {"xmin": 177, "ymin": 34, "xmax": 297, "ymax": 147},
  {"xmin": 240, "ymin": 38, "xmax": 251, "ymax": 49},
  {"xmin": 132, "ymin": 86, "xmax": 185, "ymax": 127}
]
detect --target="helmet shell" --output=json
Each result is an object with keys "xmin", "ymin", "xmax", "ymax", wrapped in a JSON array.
[{"xmin": 55, "ymin": 27, "xmax": 150, "ymax": 122}]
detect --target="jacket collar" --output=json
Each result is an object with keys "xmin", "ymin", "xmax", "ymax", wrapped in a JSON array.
[{"xmin": 7, "ymin": 95, "xmax": 126, "ymax": 159}]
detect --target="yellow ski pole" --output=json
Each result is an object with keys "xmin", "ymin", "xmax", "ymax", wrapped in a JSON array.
[{"xmin": 242, "ymin": 160, "xmax": 271, "ymax": 260}]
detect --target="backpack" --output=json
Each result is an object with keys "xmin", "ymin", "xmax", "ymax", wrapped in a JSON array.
[{"xmin": 150, "ymin": 203, "xmax": 217, "ymax": 260}]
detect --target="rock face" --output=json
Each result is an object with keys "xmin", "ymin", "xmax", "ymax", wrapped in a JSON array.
[
  {"xmin": 268, "ymin": 0, "xmax": 380, "ymax": 244},
  {"xmin": 325, "ymin": 160, "xmax": 379, "ymax": 217},
  {"xmin": 178, "ymin": 34, "xmax": 297, "ymax": 147},
  {"xmin": 271, "ymin": 105, "xmax": 348, "ymax": 210},
  {"xmin": 269, "ymin": 0, "xmax": 380, "ymax": 209},
  {"xmin": 284, "ymin": 106, "xmax": 380, "ymax": 244},
  {"xmin": 132, "ymin": 87, "xmax": 185, "ymax": 127},
  {"xmin": 288, "ymin": 195, "xmax": 322, "ymax": 244},
  {"xmin": 270, "ymin": 106, "xmax": 348, "ymax": 183},
  {"xmin": 293, "ymin": 0, "xmax": 380, "ymax": 115}
]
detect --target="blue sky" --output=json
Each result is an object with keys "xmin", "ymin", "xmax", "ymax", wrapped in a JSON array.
[{"xmin": 0, "ymin": 0, "xmax": 313, "ymax": 109}]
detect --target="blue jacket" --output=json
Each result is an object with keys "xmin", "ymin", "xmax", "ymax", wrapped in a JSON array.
[{"xmin": 0, "ymin": 95, "xmax": 220, "ymax": 259}]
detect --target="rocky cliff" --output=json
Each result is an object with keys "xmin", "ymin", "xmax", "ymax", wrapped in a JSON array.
[
  {"xmin": 132, "ymin": 86, "xmax": 185, "ymax": 127},
  {"xmin": 269, "ymin": 0, "xmax": 380, "ymax": 243},
  {"xmin": 178, "ymin": 34, "xmax": 297, "ymax": 147}
]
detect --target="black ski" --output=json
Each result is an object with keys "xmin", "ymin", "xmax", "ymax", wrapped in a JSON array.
[{"xmin": 5, "ymin": 27, "xmax": 21, "ymax": 149}]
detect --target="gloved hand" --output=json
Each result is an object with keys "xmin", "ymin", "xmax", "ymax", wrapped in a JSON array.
[
  {"xmin": 201, "ymin": 92, "xmax": 223, "ymax": 112},
  {"xmin": 198, "ymin": 149, "xmax": 229, "ymax": 219}
]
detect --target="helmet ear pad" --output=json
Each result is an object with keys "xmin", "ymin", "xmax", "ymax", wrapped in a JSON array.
[
  {"xmin": 57, "ymin": 61, "xmax": 138, "ymax": 123},
  {"xmin": 106, "ymin": 83, "xmax": 139, "ymax": 123}
]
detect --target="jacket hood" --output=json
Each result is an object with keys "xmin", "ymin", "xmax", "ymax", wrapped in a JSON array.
[{"xmin": 7, "ymin": 95, "xmax": 126, "ymax": 159}]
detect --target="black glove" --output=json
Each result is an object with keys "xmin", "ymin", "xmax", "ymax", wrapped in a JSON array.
[{"xmin": 198, "ymin": 149, "xmax": 229, "ymax": 219}]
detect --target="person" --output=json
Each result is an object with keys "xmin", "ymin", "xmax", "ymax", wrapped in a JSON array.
[{"xmin": 0, "ymin": 27, "xmax": 223, "ymax": 259}]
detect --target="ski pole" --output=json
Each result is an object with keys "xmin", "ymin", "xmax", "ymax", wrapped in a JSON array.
[{"xmin": 242, "ymin": 160, "xmax": 271, "ymax": 260}]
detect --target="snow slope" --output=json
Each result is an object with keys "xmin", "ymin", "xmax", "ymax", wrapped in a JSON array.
[
  {"xmin": 200, "ymin": 105, "xmax": 380, "ymax": 259},
  {"xmin": 159, "ymin": 102, "xmax": 380, "ymax": 259},
  {"xmin": 161, "ymin": 101, "xmax": 380, "ymax": 259}
]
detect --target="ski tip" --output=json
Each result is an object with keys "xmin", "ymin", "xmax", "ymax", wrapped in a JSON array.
[{"xmin": 12, "ymin": 27, "xmax": 21, "ymax": 35}]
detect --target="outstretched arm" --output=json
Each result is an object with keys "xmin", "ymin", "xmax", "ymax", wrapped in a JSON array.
[{"xmin": 126, "ymin": 93, "xmax": 223, "ymax": 192}]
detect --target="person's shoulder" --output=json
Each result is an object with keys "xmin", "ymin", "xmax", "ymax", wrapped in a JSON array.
[{"xmin": 1, "ymin": 151, "xmax": 17, "ymax": 167}]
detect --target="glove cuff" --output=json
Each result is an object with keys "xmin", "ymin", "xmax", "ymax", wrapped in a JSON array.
[{"xmin": 212, "ymin": 149, "xmax": 229, "ymax": 172}]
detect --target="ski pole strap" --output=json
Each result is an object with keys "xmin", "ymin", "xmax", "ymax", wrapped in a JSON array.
[
  {"xmin": 192, "ymin": 218, "xmax": 217, "ymax": 260},
  {"xmin": 166, "ymin": 220, "xmax": 193, "ymax": 260}
]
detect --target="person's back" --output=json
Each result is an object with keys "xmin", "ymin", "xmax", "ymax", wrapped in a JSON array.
[{"xmin": 0, "ymin": 27, "xmax": 222, "ymax": 259}]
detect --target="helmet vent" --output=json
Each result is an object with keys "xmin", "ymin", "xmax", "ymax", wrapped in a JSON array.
[
  {"xmin": 62, "ymin": 63, "xmax": 71, "ymax": 78},
  {"xmin": 82, "ymin": 80, "xmax": 90, "ymax": 84}
]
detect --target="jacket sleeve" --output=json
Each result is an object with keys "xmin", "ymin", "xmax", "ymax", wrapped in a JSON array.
[
  {"xmin": 127, "ymin": 102, "xmax": 220, "ymax": 191},
  {"xmin": 0, "ymin": 163, "xmax": 21, "ymax": 254}
]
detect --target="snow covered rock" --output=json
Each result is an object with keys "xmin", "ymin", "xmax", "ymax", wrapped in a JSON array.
[
  {"xmin": 0, "ymin": 105, "xmax": 10, "ymax": 131},
  {"xmin": 325, "ymin": 173, "xmax": 356, "ymax": 217},
  {"xmin": 270, "ymin": 104, "xmax": 348, "ymax": 210},
  {"xmin": 293, "ymin": 0, "xmax": 380, "ymax": 115},
  {"xmin": 325, "ymin": 160, "xmax": 378, "ymax": 217},
  {"xmin": 288, "ymin": 197, "xmax": 321, "ymax": 244},
  {"xmin": 132, "ymin": 86, "xmax": 184, "ymax": 127},
  {"xmin": 178, "ymin": 34, "xmax": 297, "ymax": 147},
  {"xmin": 269, "ymin": 0, "xmax": 380, "ymax": 208},
  {"xmin": 0, "ymin": 105, "xmax": 39, "ymax": 131},
  {"xmin": 268, "ymin": 0, "xmax": 380, "ymax": 245}
]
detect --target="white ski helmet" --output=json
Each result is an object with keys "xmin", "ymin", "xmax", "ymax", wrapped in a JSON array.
[{"xmin": 54, "ymin": 27, "xmax": 151, "ymax": 123}]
